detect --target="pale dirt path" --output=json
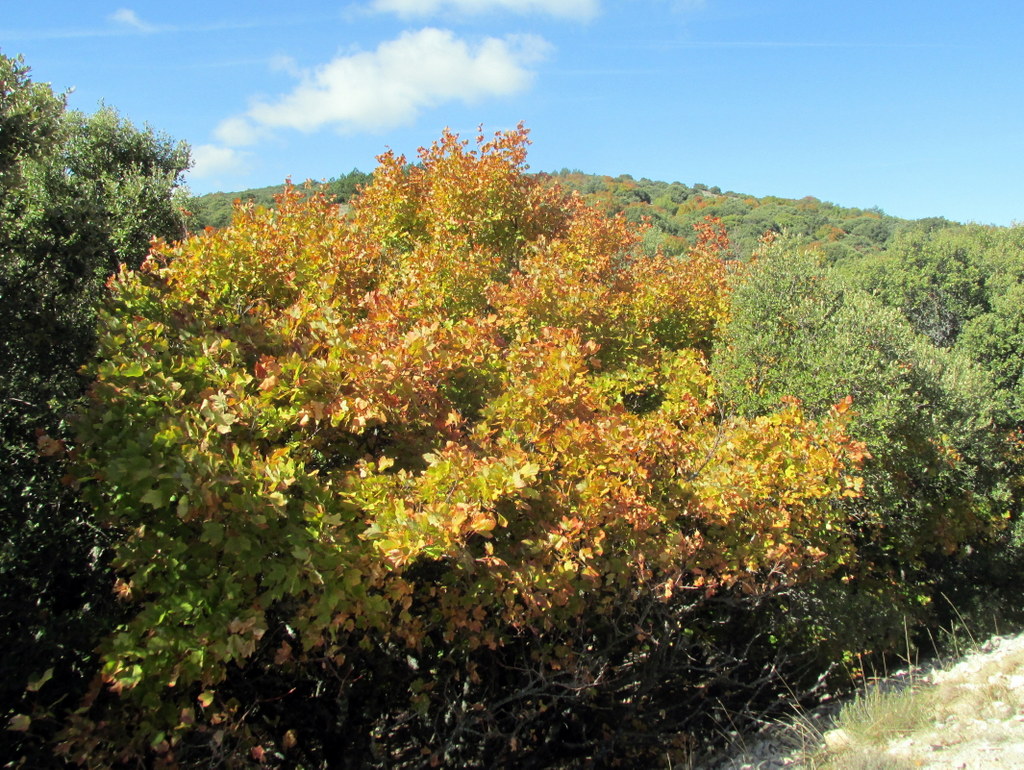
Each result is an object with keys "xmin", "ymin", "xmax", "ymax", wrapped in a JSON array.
[
  {"xmin": 881, "ymin": 633, "xmax": 1024, "ymax": 769},
  {"xmin": 704, "ymin": 633, "xmax": 1024, "ymax": 769}
]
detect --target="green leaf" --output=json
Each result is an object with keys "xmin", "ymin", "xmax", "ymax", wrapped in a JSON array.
[
  {"xmin": 140, "ymin": 488, "xmax": 165, "ymax": 508},
  {"xmin": 26, "ymin": 667, "xmax": 54, "ymax": 692},
  {"xmin": 202, "ymin": 521, "xmax": 224, "ymax": 546}
]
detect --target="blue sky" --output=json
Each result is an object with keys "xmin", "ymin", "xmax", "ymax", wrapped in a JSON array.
[{"xmin": 4, "ymin": 1, "xmax": 1022, "ymax": 225}]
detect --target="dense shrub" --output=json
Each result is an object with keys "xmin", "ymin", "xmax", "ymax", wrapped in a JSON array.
[
  {"xmin": 66, "ymin": 128, "xmax": 871, "ymax": 767},
  {"xmin": 713, "ymin": 236, "xmax": 1016, "ymax": 659}
]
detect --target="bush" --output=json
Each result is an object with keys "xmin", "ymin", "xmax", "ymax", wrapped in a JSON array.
[
  {"xmin": 713, "ymin": 236, "xmax": 1016, "ymax": 661},
  {"xmin": 67, "ymin": 128, "xmax": 870, "ymax": 767}
]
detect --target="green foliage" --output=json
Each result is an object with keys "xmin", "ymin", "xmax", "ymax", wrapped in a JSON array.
[
  {"xmin": 834, "ymin": 219, "xmax": 1024, "ymax": 535},
  {"xmin": 838, "ymin": 223, "xmax": 1024, "ymax": 348},
  {"xmin": 713, "ymin": 236, "xmax": 1013, "ymax": 658},
  {"xmin": 201, "ymin": 168, "xmax": 912, "ymax": 265},
  {"xmin": 0, "ymin": 51, "xmax": 190, "ymax": 765},
  {"xmin": 186, "ymin": 184, "xmax": 278, "ymax": 229},
  {"xmin": 957, "ymin": 284, "xmax": 1024, "ymax": 423},
  {"xmin": 549, "ymin": 171, "xmax": 907, "ymax": 261},
  {"xmin": 839, "ymin": 226, "xmax": 990, "ymax": 347},
  {"xmin": 0, "ymin": 54, "xmax": 64, "ymax": 182}
]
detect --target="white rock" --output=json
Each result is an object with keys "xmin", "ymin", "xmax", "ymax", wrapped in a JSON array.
[{"xmin": 822, "ymin": 728, "xmax": 852, "ymax": 752}]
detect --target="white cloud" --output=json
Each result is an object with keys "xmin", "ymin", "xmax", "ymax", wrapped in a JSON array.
[
  {"xmin": 189, "ymin": 144, "xmax": 248, "ymax": 179},
  {"xmin": 214, "ymin": 116, "xmax": 265, "ymax": 147},
  {"xmin": 245, "ymin": 28, "xmax": 549, "ymax": 134},
  {"xmin": 109, "ymin": 8, "xmax": 157, "ymax": 32},
  {"xmin": 370, "ymin": 0, "xmax": 598, "ymax": 20}
]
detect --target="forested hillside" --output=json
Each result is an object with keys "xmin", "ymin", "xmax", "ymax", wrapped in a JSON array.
[
  {"xmin": 5, "ymin": 50, "xmax": 1024, "ymax": 768},
  {"xmin": 187, "ymin": 171, "xmax": 371, "ymax": 230},
  {"xmin": 188, "ymin": 167, "xmax": 919, "ymax": 262}
]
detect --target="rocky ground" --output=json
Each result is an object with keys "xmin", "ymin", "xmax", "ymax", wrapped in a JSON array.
[{"xmin": 702, "ymin": 633, "xmax": 1024, "ymax": 769}]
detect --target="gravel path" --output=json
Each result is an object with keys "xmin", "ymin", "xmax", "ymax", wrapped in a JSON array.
[{"xmin": 883, "ymin": 633, "xmax": 1024, "ymax": 768}]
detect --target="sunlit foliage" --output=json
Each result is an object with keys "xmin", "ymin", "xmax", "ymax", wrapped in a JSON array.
[{"xmin": 68, "ymin": 127, "xmax": 868, "ymax": 766}]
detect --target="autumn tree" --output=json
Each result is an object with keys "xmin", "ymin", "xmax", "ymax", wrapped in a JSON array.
[{"xmin": 67, "ymin": 127, "xmax": 867, "ymax": 767}]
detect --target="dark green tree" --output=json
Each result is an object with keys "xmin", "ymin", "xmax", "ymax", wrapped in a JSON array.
[
  {"xmin": 958, "ymin": 283, "xmax": 1024, "ymax": 425},
  {"xmin": 712, "ymin": 237, "xmax": 1015, "ymax": 658},
  {"xmin": 838, "ymin": 225, "xmax": 991, "ymax": 347},
  {"xmin": 0, "ymin": 52, "xmax": 190, "ymax": 764}
]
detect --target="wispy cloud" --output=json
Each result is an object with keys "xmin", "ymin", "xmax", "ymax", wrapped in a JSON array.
[
  {"xmin": 675, "ymin": 40, "xmax": 958, "ymax": 48},
  {"xmin": 268, "ymin": 54, "xmax": 303, "ymax": 78},
  {"xmin": 370, "ymin": 0, "xmax": 599, "ymax": 21},
  {"xmin": 3, "ymin": 12, "xmax": 339, "ymax": 41},
  {"xmin": 617, "ymin": 39, "xmax": 962, "ymax": 52},
  {"xmin": 221, "ymin": 27, "xmax": 548, "ymax": 138},
  {"xmin": 109, "ymin": 8, "xmax": 158, "ymax": 33}
]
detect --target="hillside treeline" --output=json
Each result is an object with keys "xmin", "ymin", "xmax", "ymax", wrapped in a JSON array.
[
  {"xmin": 188, "ymin": 172, "xmax": 371, "ymax": 230},
  {"xmin": 189, "ymin": 166, "xmax": 926, "ymax": 262},
  {"xmin": 4, "ymin": 52, "xmax": 1024, "ymax": 768}
]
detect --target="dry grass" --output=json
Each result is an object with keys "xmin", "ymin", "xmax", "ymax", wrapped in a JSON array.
[
  {"xmin": 695, "ymin": 622, "xmax": 1024, "ymax": 769},
  {"xmin": 805, "ymin": 683, "xmax": 936, "ymax": 768},
  {"xmin": 799, "ymin": 635, "xmax": 1024, "ymax": 769}
]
